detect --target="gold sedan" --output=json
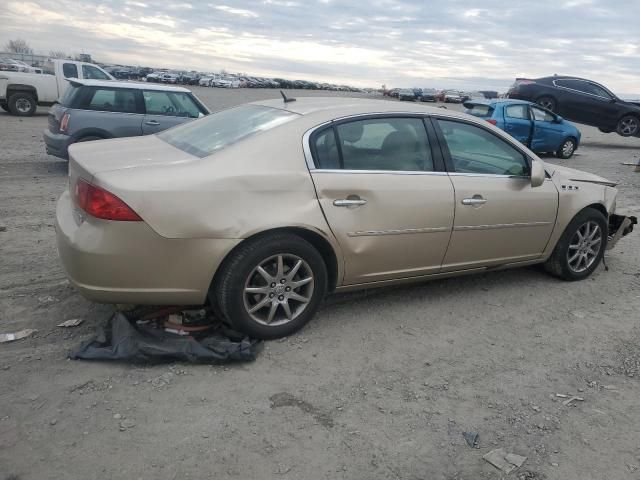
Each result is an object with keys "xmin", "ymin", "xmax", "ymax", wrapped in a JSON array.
[{"xmin": 56, "ymin": 97, "xmax": 636, "ymax": 338}]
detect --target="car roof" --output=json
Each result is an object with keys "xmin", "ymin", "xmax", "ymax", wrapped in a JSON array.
[
  {"xmin": 67, "ymin": 79, "xmax": 192, "ymax": 93},
  {"xmin": 464, "ymin": 99, "xmax": 534, "ymax": 107},
  {"xmin": 249, "ymin": 96, "xmax": 473, "ymax": 121}
]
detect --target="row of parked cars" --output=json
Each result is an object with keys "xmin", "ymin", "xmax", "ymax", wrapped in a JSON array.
[
  {"xmin": 387, "ymin": 88, "xmax": 499, "ymax": 103},
  {"xmin": 144, "ymin": 70, "xmax": 363, "ymax": 91}
]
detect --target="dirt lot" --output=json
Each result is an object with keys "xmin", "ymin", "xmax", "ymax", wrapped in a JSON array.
[{"xmin": 1, "ymin": 87, "xmax": 640, "ymax": 480}]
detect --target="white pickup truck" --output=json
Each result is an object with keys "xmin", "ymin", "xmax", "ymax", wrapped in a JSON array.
[{"xmin": 0, "ymin": 59, "xmax": 113, "ymax": 116}]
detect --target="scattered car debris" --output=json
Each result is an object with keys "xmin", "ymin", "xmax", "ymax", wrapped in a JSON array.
[
  {"xmin": 463, "ymin": 431, "xmax": 479, "ymax": 448},
  {"xmin": 555, "ymin": 393, "xmax": 569, "ymax": 398},
  {"xmin": 70, "ymin": 309, "xmax": 262, "ymax": 364},
  {"xmin": 119, "ymin": 419, "xmax": 136, "ymax": 431},
  {"xmin": 57, "ymin": 319, "xmax": 84, "ymax": 328},
  {"xmin": 483, "ymin": 448, "xmax": 527, "ymax": 474},
  {"xmin": 0, "ymin": 329, "xmax": 38, "ymax": 343},
  {"xmin": 562, "ymin": 396, "xmax": 584, "ymax": 406}
]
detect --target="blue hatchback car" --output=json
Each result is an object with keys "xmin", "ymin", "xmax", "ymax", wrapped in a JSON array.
[{"xmin": 464, "ymin": 99, "xmax": 581, "ymax": 159}]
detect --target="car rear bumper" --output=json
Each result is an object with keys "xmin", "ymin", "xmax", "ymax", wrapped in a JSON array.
[
  {"xmin": 55, "ymin": 190, "xmax": 241, "ymax": 305},
  {"xmin": 43, "ymin": 129, "xmax": 71, "ymax": 159}
]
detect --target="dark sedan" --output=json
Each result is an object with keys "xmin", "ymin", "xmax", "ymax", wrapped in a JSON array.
[{"xmin": 507, "ymin": 76, "xmax": 640, "ymax": 137}]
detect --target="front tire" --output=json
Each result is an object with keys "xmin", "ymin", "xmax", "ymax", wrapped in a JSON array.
[
  {"xmin": 0, "ymin": 102, "xmax": 9, "ymax": 112},
  {"xmin": 616, "ymin": 115, "xmax": 639, "ymax": 137},
  {"xmin": 556, "ymin": 137, "xmax": 576, "ymax": 159},
  {"xmin": 212, "ymin": 233, "xmax": 328, "ymax": 339},
  {"xmin": 536, "ymin": 96, "xmax": 556, "ymax": 112},
  {"xmin": 8, "ymin": 92, "xmax": 37, "ymax": 116},
  {"xmin": 544, "ymin": 208, "xmax": 607, "ymax": 281}
]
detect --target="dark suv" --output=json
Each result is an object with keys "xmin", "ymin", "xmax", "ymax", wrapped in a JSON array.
[
  {"xmin": 44, "ymin": 79, "xmax": 209, "ymax": 159},
  {"xmin": 507, "ymin": 76, "xmax": 640, "ymax": 137}
]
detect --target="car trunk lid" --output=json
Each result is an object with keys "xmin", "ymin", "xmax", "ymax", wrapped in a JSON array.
[{"xmin": 68, "ymin": 134, "xmax": 197, "ymax": 180}]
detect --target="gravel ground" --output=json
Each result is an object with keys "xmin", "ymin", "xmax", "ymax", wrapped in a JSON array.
[{"xmin": 1, "ymin": 87, "xmax": 640, "ymax": 480}]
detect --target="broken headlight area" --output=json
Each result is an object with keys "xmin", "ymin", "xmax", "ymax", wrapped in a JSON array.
[{"xmin": 607, "ymin": 214, "xmax": 637, "ymax": 250}]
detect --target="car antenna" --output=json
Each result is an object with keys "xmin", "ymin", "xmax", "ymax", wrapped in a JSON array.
[{"xmin": 280, "ymin": 90, "xmax": 296, "ymax": 103}]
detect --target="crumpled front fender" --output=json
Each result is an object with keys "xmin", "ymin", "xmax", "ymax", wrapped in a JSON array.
[{"xmin": 607, "ymin": 214, "xmax": 637, "ymax": 250}]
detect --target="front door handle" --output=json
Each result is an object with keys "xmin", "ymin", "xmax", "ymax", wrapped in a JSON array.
[
  {"xmin": 145, "ymin": 120, "xmax": 160, "ymax": 126},
  {"xmin": 462, "ymin": 197, "xmax": 487, "ymax": 206},
  {"xmin": 334, "ymin": 198, "xmax": 367, "ymax": 207}
]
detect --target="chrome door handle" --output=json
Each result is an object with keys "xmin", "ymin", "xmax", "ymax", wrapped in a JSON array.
[
  {"xmin": 334, "ymin": 199, "xmax": 367, "ymax": 207},
  {"xmin": 145, "ymin": 120, "xmax": 160, "ymax": 126},
  {"xmin": 462, "ymin": 197, "xmax": 487, "ymax": 205}
]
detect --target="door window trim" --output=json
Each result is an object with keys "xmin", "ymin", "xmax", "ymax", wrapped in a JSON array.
[
  {"xmin": 304, "ymin": 113, "xmax": 446, "ymax": 174},
  {"xmin": 552, "ymin": 78, "xmax": 615, "ymax": 101},
  {"xmin": 430, "ymin": 115, "xmax": 533, "ymax": 178}
]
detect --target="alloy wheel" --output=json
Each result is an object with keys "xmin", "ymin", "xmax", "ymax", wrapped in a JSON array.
[
  {"xmin": 538, "ymin": 98, "xmax": 555, "ymax": 110},
  {"xmin": 15, "ymin": 98, "xmax": 32, "ymax": 114},
  {"xmin": 561, "ymin": 140, "xmax": 575, "ymax": 157},
  {"xmin": 567, "ymin": 221, "xmax": 602, "ymax": 273},
  {"xmin": 619, "ymin": 117, "xmax": 639, "ymax": 136},
  {"xmin": 243, "ymin": 254, "xmax": 315, "ymax": 326}
]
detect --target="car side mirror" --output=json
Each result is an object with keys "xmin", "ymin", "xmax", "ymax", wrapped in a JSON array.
[
  {"xmin": 554, "ymin": 115, "xmax": 563, "ymax": 123},
  {"xmin": 531, "ymin": 159, "xmax": 545, "ymax": 188}
]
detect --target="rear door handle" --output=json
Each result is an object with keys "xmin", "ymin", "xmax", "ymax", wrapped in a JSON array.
[
  {"xmin": 334, "ymin": 198, "xmax": 367, "ymax": 207},
  {"xmin": 145, "ymin": 120, "xmax": 160, "ymax": 126},
  {"xmin": 462, "ymin": 197, "xmax": 487, "ymax": 206}
]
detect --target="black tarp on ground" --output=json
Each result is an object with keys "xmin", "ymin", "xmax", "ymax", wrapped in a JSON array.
[{"xmin": 70, "ymin": 312, "xmax": 262, "ymax": 363}]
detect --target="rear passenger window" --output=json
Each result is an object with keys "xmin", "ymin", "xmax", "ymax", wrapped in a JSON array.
[
  {"xmin": 63, "ymin": 63, "xmax": 78, "ymax": 78},
  {"xmin": 86, "ymin": 88, "xmax": 138, "ymax": 113},
  {"xmin": 328, "ymin": 118, "xmax": 433, "ymax": 171},
  {"xmin": 437, "ymin": 119, "xmax": 529, "ymax": 176},
  {"xmin": 505, "ymin": 105, "xmax": 529, "ymax": 119},
  {"xmin": 313, "ymin": 128, "xmax": 340, "ymax": 169}
]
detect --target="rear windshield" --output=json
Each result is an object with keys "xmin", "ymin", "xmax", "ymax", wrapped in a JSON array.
[
  {"xmin": 464, "ymin": 104, "xmax": 494, "ymax": 118},
  {"xmin": 158, "ymin": 104, "xmax": 298, "ymax": 158}
]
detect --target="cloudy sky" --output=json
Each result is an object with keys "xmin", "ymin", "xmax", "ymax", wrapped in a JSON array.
[{"xmin": 1, "ymin": 0, "xmax": 638, "ymax": 93}]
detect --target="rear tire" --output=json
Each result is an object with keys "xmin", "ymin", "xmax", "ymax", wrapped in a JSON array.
[
  {"xmin": 8, "ymin": 92, "xmax": 37, "ymax": 116},
  {"xmin": 616, "ymin": 115, "xmax": 639, "ymax": 137},
  {"xmin": 598, "ymin": 127, "xmax": 613, "ymax": 133},
  {"xmin": 212, "ymin": 233, "xmax": 328, "ymax": 339},
  {"xmin": 536, "ymin": 96, "xmax": 557, "ymax": 112},
  {"xmin": 0, "ymin": 102, "xmax": 9, "ymax": 112},
  {"xmin": 556, "ymin": 137, "xmax": 576, "ymax": 159},
  {"xmin": 544, "ymin": 208, "xmax": 607, "ymax": 281}
]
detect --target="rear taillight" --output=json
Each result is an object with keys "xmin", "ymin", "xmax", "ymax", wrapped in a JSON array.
[
  {"xmin": 486, "ymin": 119, "xmax": 498, "ymax": 125},
  {"xmin": 59, "ymin": 113, "xmax": 70, "ymax": 133},
  {"xmin": 74, "ymin": 178, "xmax": 142, "ymax": 221}
]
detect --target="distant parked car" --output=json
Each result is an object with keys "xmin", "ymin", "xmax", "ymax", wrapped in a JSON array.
[
  {"xmin": 160, "ymin": 73, "xmax": 179, "ymax": 84},
  {"xmin": 419, "ymin": 88, "xmax": 437, "ymax": 102},
  {"xmin": 479, "ymin": 90, "xmax": 499, "ymax": 99},
  {"xmin": 507, "ymin": 76, "xmax": 640, "ymax": 137},
  {"xmin": 43, "ymin": 79, "xmax": 209, "ymax": 159},
  {"xmin": 398, "ymin": 89, "xmax": 416, "ymax": 101},
  {"xmin": 145, "ymin": 72, "xmax": 161, "ymax": 83},
  {"xmin": 464, "ymin": 99, "xmax": 581, "ymax": 159},
  {"xmin": 444, "ymin": 90, "xmax": 463, "ymax": 103}
]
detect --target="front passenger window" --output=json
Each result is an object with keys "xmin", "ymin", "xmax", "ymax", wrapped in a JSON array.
[{"xmin": 437, "ymin": 119, "xmax": 529, "ymax": 176}]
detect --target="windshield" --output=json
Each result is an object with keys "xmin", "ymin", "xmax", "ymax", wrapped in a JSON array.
[{"xmin": 158, "ymin": 104, "xmax": 298, "ymax": 158}]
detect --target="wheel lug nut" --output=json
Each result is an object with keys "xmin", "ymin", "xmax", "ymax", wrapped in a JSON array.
[
  {"xmin": 269, "ymin": 293, "xmax": 274, "ymax": 298},
  {"xmin": 280, "ymin": 279, "xmax": 286, "ymax": 284},
  {"xmin": 285, "ymin": 287, "xmax": 291, "ymax": 292},
  {"xmin": 270, "ymin": 282, "xmax": 276, "ymax": 288},
  {"xmin": 278, "ymin": 295, "xmax": 284, "ymax": 301}
]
